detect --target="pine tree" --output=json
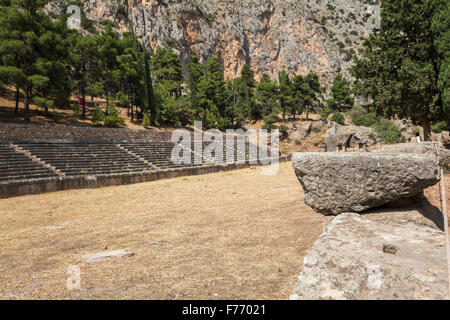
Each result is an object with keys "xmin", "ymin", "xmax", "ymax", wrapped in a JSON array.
[
  {"xmin": 278, "ymin": 70, "xmax": 294, "ymax": 121},
  {"xmin": 292, "ymin": 72, "xmax": 322, "ymax": 120},
  {"xmin": 352, "ymin": 0, "xmax": 445, "ymax": 140},
  {"xmin": 143, "ymin": 49, "xmax": 158, "ymax": 125},
  {"xmin": 327, "ymin": 74, "xmax": 354, "ymax": 112},
  {"xmin": 151, "ymin": 46, "xmax": 182, "ymax": 98},
  {"xmin": 96, "ymin": 25, "xmax": 121, "ymax": 115},
  {"xmin": 117, "ymin": 32, "xmax": 144, "ymax": 122},
  {"xmin": 187, "ymin": 55, "xmax": 204, "ymax": 120},
  {"xmin": 69, "ymin": 34, "xmax": 98, "ymax": 119},
  {"xmin": 204, "ymin": 56, "xmax": 229, "ymax": 127},
  {"xmin": 432, "ymin": 0, "xmax": 450, "ymax": 117},
  {"xmin": 0, "ymin": 0, "xmax": 67, "ymax": 122},
  {"xmin": 256, "ymin": 73, "xmax": 278, "ymax": 119},
  {"xmin": 234, "ymin": 64, "xmax": 256, "ymax": 122}
]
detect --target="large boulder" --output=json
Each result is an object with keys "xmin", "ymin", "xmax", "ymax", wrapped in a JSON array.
[
  {"xmin": 292, "ymin": 152, "xmax": 440, "ymax": 215},
  {"xmin": 288, "ymin": 122, "xmax": 312, "ymax": 143},
  {"xmin": 290, "ymin": 211, "xmax": 449, "ymax": 300}
]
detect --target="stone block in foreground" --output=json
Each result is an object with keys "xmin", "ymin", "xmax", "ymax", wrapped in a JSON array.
[
  {"xmin": 292, "ymin": 152, "xmax": 440, "ymax": 215},
  {"xmin": 290, "ymin": 212, "xmax": 448, "ymax": 300}
]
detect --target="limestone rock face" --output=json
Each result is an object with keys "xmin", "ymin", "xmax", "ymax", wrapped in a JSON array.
[
  {"xmin": 292, "ymin": 152, "xmax": 440, "ymax": 215},
  {"xmin": 290, "ymin": 212, "xmax": 449, "ymax": 300},
  {"xmin": 47, "ymin": 0, "xmax": 379, "ymax": 83}
]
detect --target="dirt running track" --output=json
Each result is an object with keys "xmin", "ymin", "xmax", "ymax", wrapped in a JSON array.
[{"xmin": 0, "ymin": 161, "xmax": 324, "ymax": 299}]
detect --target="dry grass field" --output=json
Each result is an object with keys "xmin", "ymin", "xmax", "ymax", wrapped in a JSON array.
[{"xmin": 0, "ymin": 161, "xmax": 324, "ymax": 300}]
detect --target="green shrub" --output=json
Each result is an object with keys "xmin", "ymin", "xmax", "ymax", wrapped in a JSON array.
[
  {"xmin": 262, "ymin": 113, "xmax": 278, "ymax": 130},
  {"xmin": 278, "ymin": 124, "xmax": 289, "ymax": 132},
  {"xmin": 311, "ymin": 125, "xmax": 322, "ymax": 133},
  {"xmin": 349, "ymin": 105, "xmax": 379, "ymax": 127},
  {"xmin": 373, "ymin": 121, "xmax": 404, "ymax": 144},
  {"xmin": 142, "ymin": 113, "xmax": 151, "ymax": 128},
  {"xmin": 431, "ymin": 121, "xmax": 448, "ymax": 133},
  {"xmin": 348, "ymin": 105, "xmax": 367, "ymax": 118},
  {"xmin": 91, "ymin": 105, "xmax": 105, "ymax": 126},
  {"xmin": 320, "ymin": 104, "xmax": 332, "ymax": 120},
  {"xmin": 71, "ymin": 104, "xmax": 80, "ymax": 122},
  {"xmin": 104, "ymin": 115, "xmax": 125, "ymax": 128},
  {"xmin": 352, "ymin": 113, "xmax": 379, "ymax": 127},
  {"xmin": 331, "ymin": 112, "xmax": 345, "ymax": 125}
]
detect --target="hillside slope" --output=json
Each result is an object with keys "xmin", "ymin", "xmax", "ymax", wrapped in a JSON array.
[{"xmin": 49, "ymin": 0, "xmax": 379, "ymax": 83}]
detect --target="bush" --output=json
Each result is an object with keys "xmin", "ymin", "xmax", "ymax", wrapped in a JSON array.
[
  {"xmin": 104, "ymin": 115, "xmax": 125, "ymax": 128},
  {"xmin": 91, "ymin": 105, "xmax": 105, "ymax": 126},
  {"xmin": 348, "ymin": 105, "xmax": 367, "ymax": 118},
  {"xmin": 432, "ymin": 121, "xmax": 448, "ymax": 133},
  {"xmin": 142, "ymin": 113, "xmax": 151, "ymax": 128},
  {"xmin": 373, "ymin": 120, "xmax": 404, "ymax": 144},
  {"xmin": 320, "ymin": 104, "xmax": 332, "ymax": 120},
  {"xmin": 71, "ymin": 104, "xmax": 80, "ymax": 122},
  {"xmin": 331, "ymin": 112, "xmax": 345, "ymax": 125},
  {"xmin": 349, "ymin": 105, "xmax": 379, "ymax": 127},
  {"xmin": 352, "ymin": 113, "xmax": 379, "ymax": 127},
  {"xmin": 262, "ymin": 113, "xmax": 278, "ymax": 130}
]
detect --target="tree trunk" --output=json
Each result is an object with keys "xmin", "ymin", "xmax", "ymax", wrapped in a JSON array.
[
  {"xmin": 305, "ymin": 106, "xmax": 310, "ymax": 121},
  {"xmin": 422, "ymin": 118, "xmax": 431, "ymax": 141},
  {"xmin": 24, "ymin": 86, "xmax": 30, "ymax": 122},
  {"xmin": 14, "ymin": 86, "xmax": 19, "ymax": 114},
  {"xmin": 130, "ymin": 103, "xmax": 134, "ymax": 122},
  {"xmin": 81, "ymin": 85, "xmax": 86, "ymax": 120},
  {"xmin": 105, "ymin": 90, "xmax": 109, "ymax": 116}
]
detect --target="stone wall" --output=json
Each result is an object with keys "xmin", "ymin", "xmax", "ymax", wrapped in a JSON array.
[
  {"xmin": 0, "ymin": 123, "xmax": 173, "ymax": 142},
  {"xmin": 0, "ymin": 155, "xmax": 291, "ymax": 198}
]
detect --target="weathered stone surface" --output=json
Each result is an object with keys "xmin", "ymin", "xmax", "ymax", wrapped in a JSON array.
[
  {"xmin": 82, "ymin": 250, "xmax": 134, "ymax": 263},
  {"xmin": 292, "ymin": 152, "xmax": 440, "ymax": 215},
  {"xmin": 324, "ymin": 133, "xmax": 353, "ymax": 151},
  {"xmin": 289, "ymin": 122, "xmax": 312, "ymax": 143},
  {"xmin": 290, "ymin": 212, "xmax": 449, "ymax": 300},
  {"xmin": 325, "ymin": 122, "xmax": 377, "ymax": 151},
  {"xmin": 372, "ymin": 142, "xmax": 450, "ymax": 172}
]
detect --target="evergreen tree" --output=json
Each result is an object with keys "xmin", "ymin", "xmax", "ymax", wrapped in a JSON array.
[
  {"xmin": 96, "ymin": 25, "xmax": 121, "ymax": 114},
  {"xmin": 292, "ymin": 72, "xmax": 322, "ymax": 120},
  {"xmin": 327, "ymin": 74, "xmax": 354, "ymax": 112},
  {"xmin": 431, "ymin": 0, "xmax": 450, "ymax": 117},
  {"xmin": 204, "ymin": 56, "xmax": 229, "ymax": 127},
  {"xmin": 117, "ymin": 32, "xmax": 145, "ymax": 122},
  {"xmin": 255, "ymin": 73, "xmax": 278, "ymax": 118},
  {"xmin": 278, "ymin": 70, "xmax": 294, "ymax": 121},
  {"xmin": 234, "ymin": 64, "xmax": 256, "ymax": 122},
  {"xmin": 352, "ymin": 0, "xmax": 445, "ymax": 140},
  {"xmin": 69, "ymin": 34, "xmax": 98, "ymax": 119},
  {"xmin": 151, "ymin": 46, "xmax": 182, "ymax": 97},
  {"xmin": 0, "ymin": 0, "xmax": 66, "ymax": 122},
  {"xmin": 143, "ymin": 49, "xmax": 158, "ymax": 125},
  {"xmin": 187, "ymin": 55, "xmax": 204, "ymax": 120}
]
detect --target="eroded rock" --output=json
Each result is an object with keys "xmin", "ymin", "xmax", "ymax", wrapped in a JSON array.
[
  {"xmin": 289, "ymin": 122, "xmax": 312, "ymax": 143},
  {"xmin": 293, "ymin": 152, "xmax": 440, "ymax": 215},
  {"xmin": 290, "ymin": 212, "xmax": 449, "ymax": 300}
]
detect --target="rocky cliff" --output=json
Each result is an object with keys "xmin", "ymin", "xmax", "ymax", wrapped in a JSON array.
[{"xmin": 49, "ymin": 0, "xmax": 379, "ymax": 83}]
